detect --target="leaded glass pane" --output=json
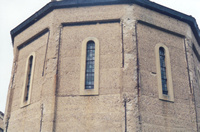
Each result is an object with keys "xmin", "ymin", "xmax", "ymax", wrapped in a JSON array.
[
  {"xmin": 159, "ymin": 47, "xmax": 168, "ymax": 95},
  {"xmin": 85, "ymin": 41, "xmax": 95, "ymax": 89}
]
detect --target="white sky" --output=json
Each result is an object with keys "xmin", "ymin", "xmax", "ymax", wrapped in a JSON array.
[{"xmin": 0, "ymin": 0, "xmax": 199, "ymax": 113}]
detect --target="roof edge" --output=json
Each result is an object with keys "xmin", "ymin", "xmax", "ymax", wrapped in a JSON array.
[{"xmin": 10, "ymin": 0, "xmax": 200, "ymax": 46}]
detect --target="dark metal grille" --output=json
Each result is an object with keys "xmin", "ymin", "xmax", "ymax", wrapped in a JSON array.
[
  {"xmin": 85, "ymin": 41, "xmax": 95, "ymax": 89},
  {"xmin": 159, "ymin": 47, "xmax": 168, "ymax": 95},
  {"xmin": 25, "ymin": 56, "xmax": 33, "ymax": 101}
]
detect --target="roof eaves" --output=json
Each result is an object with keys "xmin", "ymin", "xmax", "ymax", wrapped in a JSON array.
[{"xmin": 10, "ymin": 0, "xmax": 200, "ymax": 46}]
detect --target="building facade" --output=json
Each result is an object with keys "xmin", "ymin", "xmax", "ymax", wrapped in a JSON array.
[
  {"xmin": 0, "ymin": 111, "xmax": 4, "ymax": 132},
  {"xmin": 4, "ymin": 0, "xmax": 200, "ymax": 131}
]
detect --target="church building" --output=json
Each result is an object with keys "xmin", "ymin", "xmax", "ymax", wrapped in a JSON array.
[{"xmin": 4, "ymin": 0, "xmax": 200, "ymax": 131}]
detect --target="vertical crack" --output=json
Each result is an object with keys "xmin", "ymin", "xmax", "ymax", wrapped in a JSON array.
[
  {"xmin": 52, "ymin": 25, "xmax": 63, "ymax": 132},
  {"xmin": 121, "ymin": 21, "xmax": 124, "ymax": 68},
  {"xmin": 123, "ymin": 97, "xmax": 127, "ymax": 132},
  {"xmin": 135, "ymin": 21, "xmax": 142, "ymax": 131},
  {"xmin": 42, "ymin": 30, "xmax": 50, "ymax": 76},
  {"xmin": 185, "ymin": 40, "xmax": 199, "ymax": 131},
  {"xmin": 39, "ymin": 104, "xmax": 44, "ymax": 132},
  {"xmin": 5, "ymin": 60, "xmax": 17, "ymax": 132}
]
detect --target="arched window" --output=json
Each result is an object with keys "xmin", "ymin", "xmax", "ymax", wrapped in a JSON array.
[
  {"xmin": 159, "ymin": 47, "xmax": 168, "ymax": 95},
  {"xmin": 80, "ymin": 37, "xmax": 99, "ymax": 95},
  {"xmin": 21, "ymin": 53, "xmax": 36, "ymax": 107},
  {"xmin": 155, "ymin": 44, "xmax": 174, "ymax": 102},
  {"xmin": 85, "ymin": 41, "xmax": 95, "ymax": 89}
]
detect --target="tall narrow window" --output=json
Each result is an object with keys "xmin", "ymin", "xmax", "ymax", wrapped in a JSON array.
[
  {"xmin": 155, "ymin": 44, "xmax": 174, "ymax": 102},
  {"xmin": 25, "ymin": 56, "xmax": 33, "ymax": 101},
  {"xmin": 21, "ymin": 52, "xmax": 36, "ymax": 107},
  {"xmin": 159, "ymin": 47, "xmax": 168, "ymax": 95},
  {"xmin": 80, "ymin": 37, "xmax": 99, "ymax": 95},
  {"xmin": 85, "ymin": 41, "xmax": 95, "ymax": 89}
]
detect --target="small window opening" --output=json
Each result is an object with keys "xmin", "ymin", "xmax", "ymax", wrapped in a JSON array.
[
  {"xmin": 85, "ymin": 41, "xmax": 95, "ymax": 89},
  {"xmin": 159, "ymin": 47, "xmax": 168, "ymax": 95},
  {"xmin": 25, "ymin": 55, "xmax": 33, "ymax": 101}
]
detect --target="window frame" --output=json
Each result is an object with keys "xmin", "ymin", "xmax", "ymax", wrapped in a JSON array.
[
  {"xmin": 155, "ymin": 43, "xmax": 174, "ymax": 102},
  {"xmin": 80, "ymin": 37, "xmax": 99, "ymax": 95},
  {"xmin": 21, "ymin": 52, "xmax": 36, "ymax": 107}
]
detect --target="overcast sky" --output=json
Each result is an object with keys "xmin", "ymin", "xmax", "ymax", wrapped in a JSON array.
[{"xmin": 0, "ymin": 0, "xmax": 200, "ymax": 113}]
